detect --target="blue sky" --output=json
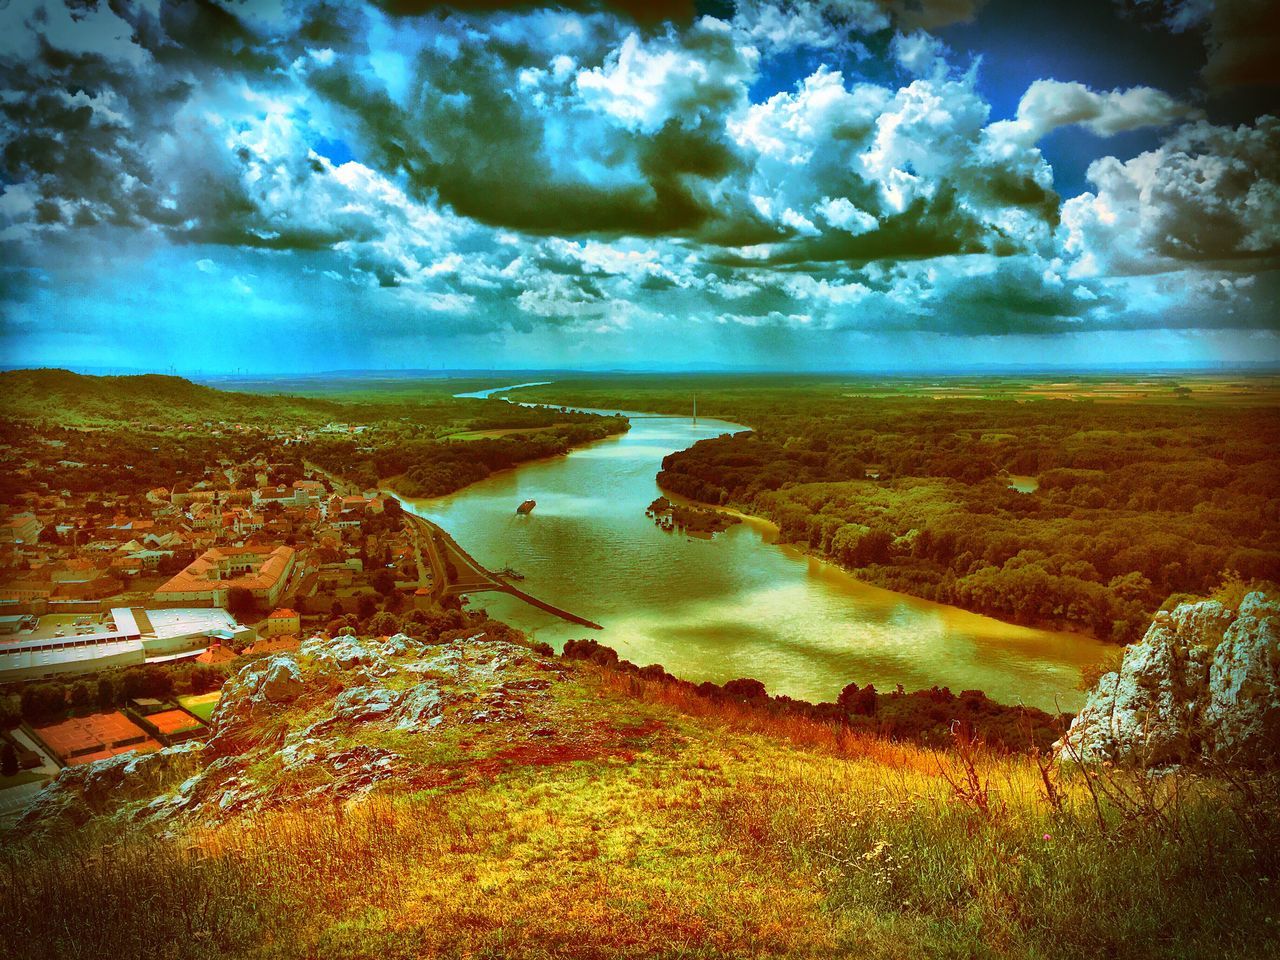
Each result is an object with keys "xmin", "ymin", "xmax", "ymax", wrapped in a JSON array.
[{"xmin": 0, "ymin": 0, "xmax": 1276, "ymax": 373}]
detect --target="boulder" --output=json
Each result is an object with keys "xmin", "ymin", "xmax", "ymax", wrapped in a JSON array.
[
  {"xmin": 395, "ymin": 682, "xmax": 446, "ymax": 731},
  {"xmin": 1205, "ymin": 593, "xmax": 1280, "ymax": 761},
  {"xmin": 303, "ymin": 634, "xmax": 395, "ymax": 677},
  {"xmin": 207, "ymin": 655, "xmax": 304, "ymax": 750},
  {"xmin": 22, "ymin": 741, "xmax": 205, "ymax": 828},
  {"xmin": 1058, "ymin": 592, "xmax": 1280, "ymax": 767},
  {"xmin": 330, "ymin": 686, "xmax": 403, "ymax": 724}
]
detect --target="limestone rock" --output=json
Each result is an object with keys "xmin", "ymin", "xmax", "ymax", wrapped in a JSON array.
[
  {"xmin": 1205, "ymin": 593, "xmax": 1280, "ymax": 762},
  {"xmin": 303, "ymin": 633, "xmax": 395, "ymax": 678},
  {"xmin": 19, "ymin": 632, "xmax": 566, "ymax": 831},
  {"xmin": 1057, "ymin": 592, "xmax": 1280, "ymax": 766},
  {"xmin": 395, "ymin": 682, "xmax": 446, "ymax": 731},
  {"xmin": 21, "ymin": 741, "xmax": 205, "ymax": 828}
]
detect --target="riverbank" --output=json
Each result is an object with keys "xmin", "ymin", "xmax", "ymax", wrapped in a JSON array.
[
  {"xmin": 661, "ymin": 482, "xmax": 1104, "ymax": 645},
  {"xmin": 501, "ymin": 378, "xmax": 1257, "ymax": 645},
  {"xmin": 395, "ymin": 384, "xmax": 1108, "ymax": 712}
]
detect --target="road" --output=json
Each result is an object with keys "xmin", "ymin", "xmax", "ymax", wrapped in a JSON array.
[{"xmin": 403, "ymin": 513, "xmax": 603, "ymax": 630}]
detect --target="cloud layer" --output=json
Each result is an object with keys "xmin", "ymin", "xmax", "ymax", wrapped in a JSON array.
[{"xmin": 0, "ymin": 0, "xmax": 1276, "ymax": 370}]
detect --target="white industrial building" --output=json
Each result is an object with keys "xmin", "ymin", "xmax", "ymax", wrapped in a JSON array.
[{"xmin": 0, "ymin": 607, "xmax": 255, "ymax": 682}]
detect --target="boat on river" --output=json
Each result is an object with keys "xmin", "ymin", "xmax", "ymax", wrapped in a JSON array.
[{"xmin": 516, "ymin": 499, "xmax": 537, "ymax": 515}]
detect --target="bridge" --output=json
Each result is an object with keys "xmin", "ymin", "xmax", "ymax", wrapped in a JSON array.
[{"xmin": 403, "ymin": 513, "xmax": 604, "ymax": 631}]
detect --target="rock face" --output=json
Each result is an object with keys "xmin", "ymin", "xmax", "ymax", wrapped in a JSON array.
[
  {"xmin": 21, "ymin": 631, "xmax": 568, "ymax": 829},
  {"xmin": 20, "ymin": 741, "xmax": 205, "ymax": 828},
  {"xmin": 1057, "ymin": 592, "xmax": 1280, "ymax": 766}
]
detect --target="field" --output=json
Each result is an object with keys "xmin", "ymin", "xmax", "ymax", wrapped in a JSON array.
[
  {"xmin": 441, "ymin": 421, "xmax": 586, "ymax": 441},
  {"xmin": 3, "ymin": 661, "xmax": 1276, "ymax": 960},
  {"xmin": 0, "ymin": 771, "xmax": 44, "ymax": 789},
  {"xmin": 178, "ymin": 692, "xmax": 221, "ymax": 723}
]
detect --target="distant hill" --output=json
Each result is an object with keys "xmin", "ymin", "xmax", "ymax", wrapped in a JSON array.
[{"xmin": 0, "ymin": 368, "xmax": 344, "ymax": 426}]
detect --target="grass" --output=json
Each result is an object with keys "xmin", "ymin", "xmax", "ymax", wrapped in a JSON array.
[
  {"xmin": 3, "ymin": 664, "xmax": 1277, "ymax": 960},
  {"xmin": 178, "ymin": 693, "xmax": 221, "ymax": 723},
  {"xmin": 442, "ymin": 422, "xmax": 582, "ymax": 441}
]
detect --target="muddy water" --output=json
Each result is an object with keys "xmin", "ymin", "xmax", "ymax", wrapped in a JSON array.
[{"xmin": 400, "ymin": 390, "xmax": 1106, "ymax": 711}]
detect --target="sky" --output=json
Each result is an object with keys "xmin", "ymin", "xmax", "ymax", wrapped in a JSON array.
[{"xmin": 0, "ymin": 0, "xmax": 1277, "ymax": 374}]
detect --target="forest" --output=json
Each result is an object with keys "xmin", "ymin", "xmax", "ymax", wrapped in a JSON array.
[
  {"xmin": 514, "ymin": 375, "xmax": 1280, "ymax": 642},
  {"xmin": 307, "ymin": 415, "xmax": 628, "ymax": 498}
]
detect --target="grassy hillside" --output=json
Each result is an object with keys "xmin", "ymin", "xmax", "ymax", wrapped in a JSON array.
[
  {"xmin": 0, "ymin": 368, "xmax": 346, "ymax": 426},
  {"xmin": 3, "ymin": 634, "xmax": 1276, "ymax": 960}
]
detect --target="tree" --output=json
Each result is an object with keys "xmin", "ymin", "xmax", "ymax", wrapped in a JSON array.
[
  {"xmin": 367, "ymin": 611, "xmax": 401, "ymax": 636},
  {"xmin": 96, "ymin": 677, "xmax": 116, "ymax": 709},
  {"xmin": 371, "ymin": 569, "xmax": 396, "ymax": 596},
  {"xmin": 69, "ymin": 681, "xmax": 92, "ymax": 711},
  {"xmin": 357, "ymin": 594, "xmax": 378, "ymax": 620},
  {"xmin": 1, "ymin": 741, "xmax": 17, "ymax": 778},
  {"xmin": 20, "ymin": 684, "xmax": 65, "ymax": 722},
  {"xmin": 226, "ymin": 586, "xmax": 256, "ymax": 621}
]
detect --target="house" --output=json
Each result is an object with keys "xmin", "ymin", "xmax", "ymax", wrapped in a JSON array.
[
  {"xmin": 195, "ymin": 643, "xmax": 239, "ymax": 666},
  {"xmin": 153, "ymin": 545, "xmax": 297, "ymax": 609},
  {"xmin": 246, "ymin": 633, "xmax": 299, "ymax": 656},
  {"xmin": 0, "ymin": 513, "xmax": 43, "ymax": 544},
  {"xmin": 260, "ymin": 607, "xmax": 300, "ymax": 637}
]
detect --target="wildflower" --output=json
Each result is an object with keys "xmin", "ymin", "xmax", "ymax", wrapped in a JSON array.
[{"xmin": 1043, "ymin": 833, "xmax": 1052, "ymax": 841}]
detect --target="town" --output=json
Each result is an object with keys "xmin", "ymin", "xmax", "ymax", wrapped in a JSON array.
[{"xmin": 0, "ymin": 412, "xmax": 466, "ymax": 817}]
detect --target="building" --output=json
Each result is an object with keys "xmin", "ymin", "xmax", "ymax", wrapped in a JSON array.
[
  {"xmin": 253, "ymin": 480, "xmax": 325, "ymax": 510},
  {"xmin": 0, "ymin": 607, "xmax": 254, "ymax": 682},
  {"xmin": 260, "ymin": 607, "xmax": 300, "ymax": 637},
  {"xmin": 246, "ymin": 633, "xmax": 299, "ymax": 656},
  {"xmin": 195, "ymin": 642, "xmax": 239, "ymax": 666},
  {"xmin": 153, "ymin": 545, "xmax": 296, "ymax": 609},
  {"xmin": 0, "ymin": 513, "xmax": 43, "ymax": 544}
]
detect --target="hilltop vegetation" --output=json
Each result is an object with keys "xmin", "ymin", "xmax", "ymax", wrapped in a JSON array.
[
  {"xmin": 0, "ymin": 370, "xmax": 627, "ymax": 502},
  {"xmin": 0, "ymin": 369, "xmax": 344, "ymax": 427},
  {"xmin": 4, "ymin": 616, "xmax": 1277, "ymax": 960},
  {"xmin": 512, "ymin": 376, "xmax": 1280, "ymax": 642}
]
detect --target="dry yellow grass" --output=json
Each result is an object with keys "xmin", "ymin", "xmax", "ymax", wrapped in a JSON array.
[{"xmin": 4, "ymin": 664, "xmax": 1278, "ymax": 960}]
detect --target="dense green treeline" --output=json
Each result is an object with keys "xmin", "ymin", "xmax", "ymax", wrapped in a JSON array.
[
  {"xmin": 310, "ymin": 416, "xmax": 629, "ymax": 498},
  {"xmin": 515, "ymin": 377, "xmax": 1280, "ymax": 642}
]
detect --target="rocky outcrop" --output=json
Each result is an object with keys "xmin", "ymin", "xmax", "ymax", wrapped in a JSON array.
[
  {"xmin": 20, "ymin": 741, "xmax": 204, "ymax": 828},
  {"xmin": 21, "ymin": 631, "xmax": 569, "ymax": 830},
  {"xmin": 1057, "ymin": 592, "xmax": 1280, "ymax": 766}
]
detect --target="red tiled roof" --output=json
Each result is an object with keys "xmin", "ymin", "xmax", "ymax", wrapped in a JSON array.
[
  {"xmin": 196, "ymin": 644, "xmax": 239, "ymax": 665},
  {"xmin": 155, "ymin": 545, "xmax": 294, "ymax": 595}
]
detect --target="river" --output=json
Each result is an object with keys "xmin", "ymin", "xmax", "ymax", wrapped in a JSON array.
[{"xmin": 399, "ymin": 386, "xmax": 1108, "ymax": 712}]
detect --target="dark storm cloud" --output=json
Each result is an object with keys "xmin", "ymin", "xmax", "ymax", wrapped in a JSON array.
[{"xmin": 1118, "ymin": 0, "xmax": 1280, "ymax": 89}]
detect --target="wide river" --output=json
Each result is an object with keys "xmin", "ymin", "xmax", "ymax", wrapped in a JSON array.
[{"xmin": 401, "ymin": 386, "xmax": 1108, "ymax": 711}]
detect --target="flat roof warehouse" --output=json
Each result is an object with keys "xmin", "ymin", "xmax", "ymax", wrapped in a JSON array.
[{"xmin": 0, "ymin": 606, "xmax": 252, "ymax": 682}]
